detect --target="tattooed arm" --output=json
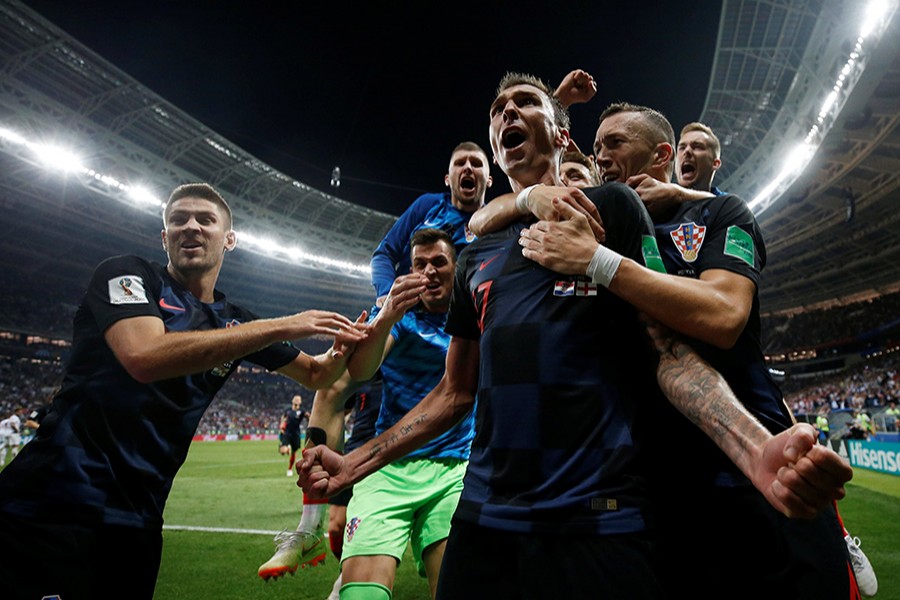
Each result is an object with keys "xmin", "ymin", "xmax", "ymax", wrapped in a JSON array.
[
  {"xmin": 647, "ymin": 318, "xmax": 853, "ymax": 519},
  {"xmin": 297, "ymin": 337, "xmax": 479, "ymax": 499}
]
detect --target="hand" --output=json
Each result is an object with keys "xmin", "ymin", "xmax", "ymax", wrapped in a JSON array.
[
  {"xmin": 286, "ymin": 310, "xmax": 369, "ymax": 343},
  {"xmin": 625, "ymin": 174, "xmax": 685, "ymax": 218},
  {"xmin": 519, "ymin": 198, "xmax": 601, "ymax": 275},
  {"xmin": 331, "ymin": 311, "xmax": 369, "ymax": 359},
  {"xmin": 753, "ymin": 423, "xmax": 853, "ymax": 519},
  {"xmin": 554, "ymin": 69, "xmax": 597, "ymax": 108},
  {"xmin": 525, "ymin": 186, "xmax": 605, "ymax": 243},
  {"xmin": 297, "ymin": 444, "xmax": 351, "ymax": 499},
  {"xmin": 381, "ymin": 274, "xmax": 427, "ymax": 321}
]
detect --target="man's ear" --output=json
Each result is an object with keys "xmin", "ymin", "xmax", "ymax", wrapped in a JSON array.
[
  {"xmin": 160, "ymin": 229, "xmax": 167, "ymax": 251},
  {"xmin": 224, "ymin": 230, "xmax": 237, "ymax": 252},
  {"xmin": 555, "ymin": 128, "xmax": 571, "ymax": 150},
  {"xmin": 444, "ymin": 173, "xmax": 451, "ymax": 187},
  {"xmin": 486, "ymin": 175, "xmax": 493, "ymax": 188},
  {"xmin": 654, "ymin": 142, "xmax": 675, "ymax": 170},
  {"xmin": 712, "ymin": 157, "xmax": 722, "ymax": 172}
]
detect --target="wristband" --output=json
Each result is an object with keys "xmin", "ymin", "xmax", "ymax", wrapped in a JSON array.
[
  {"xmin": 515, "ymin": 184, "xmax": 539, "ymax": 215},
  {"xmin": 586, "ymin": 244, "xmax": 623, "ymax": 287}
]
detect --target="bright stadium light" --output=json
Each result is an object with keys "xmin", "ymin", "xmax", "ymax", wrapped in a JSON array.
[
  {"xmin": 31, "ymin": 142, "xmax": 84, "ymax": 172},
  {"xmin": 0, "ymin": 123, "xmax": 372, "ymax": 277},
  {"xmin": 748, "ymin": 0, "xmax": 897, "ymax": 214},
  {"xmin": 0, "ymin": 127, "xmax": 27, "ymax": 145}
]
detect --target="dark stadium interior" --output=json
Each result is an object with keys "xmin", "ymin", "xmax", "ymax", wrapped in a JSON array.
[{"xmin": 1, "ymin": 0, "xmax": 899, "ymax": 440}]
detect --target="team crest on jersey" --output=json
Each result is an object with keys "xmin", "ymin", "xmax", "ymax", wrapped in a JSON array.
[
  {"xmin": 346, "ymin": 516, "xmax": 362, "ymax": 541},
  {"xmin": 108, "ymin": 275, "xmax": 149, "ymax": 305},
  {"xmin": 669, "ymin": 222, "xmax": 706, "ymax": 263},
  {"xmin": 553, "ymin": 276, "xmax": 597, "ymax": 297},
  {"xmin": 464, "ymin": 224, "xmax": 476, "ymax": 243}
]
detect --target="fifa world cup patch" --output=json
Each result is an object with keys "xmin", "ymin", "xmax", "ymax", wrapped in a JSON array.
[
  {"xmin": 641, "ymin": 235, "xmax": 667, "ymax": 273},
  {"xmin": 669, "ymin": 222, "xmax": 706, "ymax": 263},
  {"xmin": 724, "ymin": 225, "xmax": 755, "ymax": 266},
  {"xmin": 108, "ymin": 275, "xmax": 149, "ymax": 304}
]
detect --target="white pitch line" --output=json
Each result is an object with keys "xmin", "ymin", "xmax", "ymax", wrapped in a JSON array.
[{"xmin": 163, "ymin": 524, "xmax": 334, "ymax": 538}]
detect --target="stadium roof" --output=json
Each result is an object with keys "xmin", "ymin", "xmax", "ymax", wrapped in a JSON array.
[{"xmin": 1, "ymin": 0, "xmax": 899, "ymax": 322}]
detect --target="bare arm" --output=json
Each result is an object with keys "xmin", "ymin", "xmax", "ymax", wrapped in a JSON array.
[
  {"xmin": 347, "ymin": 274, "xmax": 425, "ymax": 381},
  {"xmin": 105, "ymin": 309, "xmax": 366, "ymax": 385},
  {"xmin": 647, "ymin": 319, "xmax": 852, "ymax": 518},
  {"xmin": 519, "ymin": 199, "xmax": 751, "ymax": 348},
  {"xmin": 627, "ymin": 174, "xmax": 714, "ymax": 219},
  {"xmin": 307, "ymin": 369, "xmax": 361, "ymax": 451},
  {"xmin": 298, "ymin": 336, "xmax": 479, "ymax": 498},
  {"xmin": 469, "ymin": 185, "xmax": 605, "ymax": 242}
]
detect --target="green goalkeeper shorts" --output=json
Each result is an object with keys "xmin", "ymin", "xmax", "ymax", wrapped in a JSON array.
[{"xmin": 341, "ymin": 457, "xmax": 466, "ymax": 576}]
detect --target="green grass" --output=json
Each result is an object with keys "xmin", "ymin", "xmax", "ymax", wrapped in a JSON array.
[
  {"xmin": 157, "ymin": 440, "xmax": 431, "ymax": 600},
  {"xmin": 5, "ymin": 439, "xmax": 897, "ymax": 598}
]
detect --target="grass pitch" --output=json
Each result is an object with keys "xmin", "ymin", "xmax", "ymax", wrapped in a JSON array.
[{"xmin": 4, "ymin": 439, "xmax": 892, "ymax": 599}]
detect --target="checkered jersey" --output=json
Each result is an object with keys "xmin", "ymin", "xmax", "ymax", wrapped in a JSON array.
[
  {"xmin": 446, "ymin": 183, "xmax": 662, "ymax": 535},
  {"xmin": 653, "ymin": 194, "xmax": 792, "ymax": 487},
  {"xmin": 0, "ymin": 255, "xmax": 299, "ymax": 529}
]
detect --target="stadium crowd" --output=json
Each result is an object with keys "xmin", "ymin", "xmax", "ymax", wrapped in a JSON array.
[{"xmin": 1, "ymin": 288, "xmax": 898, "ymax": 439}]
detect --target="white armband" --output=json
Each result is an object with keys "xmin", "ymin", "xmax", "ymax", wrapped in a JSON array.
[
  {"xmin": 515, "ymin": 184, "xmax": 540, "ymax": 215},
  {"xmin": 586, "ymin": 244, "xmax": 623, "ymax": 287}
]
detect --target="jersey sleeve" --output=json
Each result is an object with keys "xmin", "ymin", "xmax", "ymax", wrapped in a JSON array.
[
  {"xmin": 588, "ymin": 183, "xmax": 663, "ymax": 269},
  {"xmin": 233, "ymin": 305, "xmax": 302, "ymax": 371},
  {"xmin": 445, "ymin": 246, "xmax": 481, "ymax": 340},
  {"xmin": 371, "ymin": 194, "xmax": 434, "ymax": 297},
  {"xmin": 84, "ymin": 255, "xmax": 164, "ymax": 333},
  {"xmin": 695, "ymin": 195, "xmax": 764, "ymax": 287}
]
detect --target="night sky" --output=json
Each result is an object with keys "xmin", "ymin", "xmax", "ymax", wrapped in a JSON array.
[{"xmin": 22, "ymin": 0, "xmax": 723, "ymax": 216}]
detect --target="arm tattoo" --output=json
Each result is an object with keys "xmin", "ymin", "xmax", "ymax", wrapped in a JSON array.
[{"xmin": 649, "ymin": 319, "xmax": 768, "ymax": 469}]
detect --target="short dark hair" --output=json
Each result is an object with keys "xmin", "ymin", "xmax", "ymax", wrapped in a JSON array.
[
  {"xmin": 561, "ymin": 150, "xmax": 600, "ymax": 185},
  {"xmin": 495, "ymin": 72, "xmax": 570, "ymax": 130},
  {"xmin": 598, "ymin": 102, "xmax": 675, "ymax": 177},
  {"xmin": 452, "ymin": 141, "xmax": 489, "ymax": 162},
  {"xmin": 410, "ymin": 228, "xmax": 456, "ymax": 261},
  {"xmin": 164, "ymin": 183, "xmax": 233, "ymax": 228}
]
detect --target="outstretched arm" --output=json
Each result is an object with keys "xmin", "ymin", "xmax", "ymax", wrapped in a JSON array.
[
  {"xmin": 298, "ymin": 336, "xmax": 479, "ymax": 498},
  {"xmin": 105, "ymin": 309, "xmax": 367, "ymax": 385}
]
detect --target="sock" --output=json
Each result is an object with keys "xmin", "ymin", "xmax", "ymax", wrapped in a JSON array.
[
  {"xmin": 298, "ymin": 495, "xmax": 327, "ymax": 532},
  {"xmin": 340, "ymin": 582, "xmax": 392, "ymax": 600}
]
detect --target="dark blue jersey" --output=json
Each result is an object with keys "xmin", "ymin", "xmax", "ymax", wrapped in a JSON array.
[
  {"xmin": 281, "ymin": 408, "xmax": 308, "ymax": 439},
  {"xmin": 345, "ymin": 378, "xmax": 383, "ymax": 454},
  {"xmin": 371, "ymin": 192, "xmax": 476, "ymax": 297},
  {"xmin": 446, "ymin": 183, "xmax": 662, "ymax": 536},
  {"xmin": 654, "ymin": 194, "xmax": 793, "ymax": 486},
  {"xmin": 0, "ymin": 256, "xmax": 299, "ymax": 528}
]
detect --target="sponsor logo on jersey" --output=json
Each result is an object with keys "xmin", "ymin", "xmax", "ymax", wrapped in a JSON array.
[
  {"xmin": 724, "ymin": 225, "xmax": 755, "ymax": 267},
  {"xmin": 479, "ymin": 253, "xmax": 502, "ymax": 271},
  {"xmin": 108, "ymin": 275, "xmax": 149, "ymax": 304},
  {"xmin": 669, "ymin": 222, "xmax": 706, "ymax": 262},
  {"xmin": 158, "ymin": 297, "xmax": 186, "ymax": 312}
]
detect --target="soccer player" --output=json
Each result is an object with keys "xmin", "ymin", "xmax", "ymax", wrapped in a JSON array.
[
  {"xmin": 279, "ymin": 394, "xmax": 310, "ymax": 476},
  {"xmin": 339, "ymin": 227, "xmax": 473, "ymax": 599},
  {"xmin": 0, "ymin": 183, "xmax": 367, "ymax": 600},
  {"xmin": 0, "ymin": 410, "xmax": 22, "ymax": 466},
  {"xmin": 508, "ymin": 105, "xmax": 862, "ymax": 598},
  {"xmin": 258, "ymin": 143, "xmax": 492, "ymax": 582},
  {"xmin": 299, "ymin": 73, "xmax": 850, "ymax": 599}
]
